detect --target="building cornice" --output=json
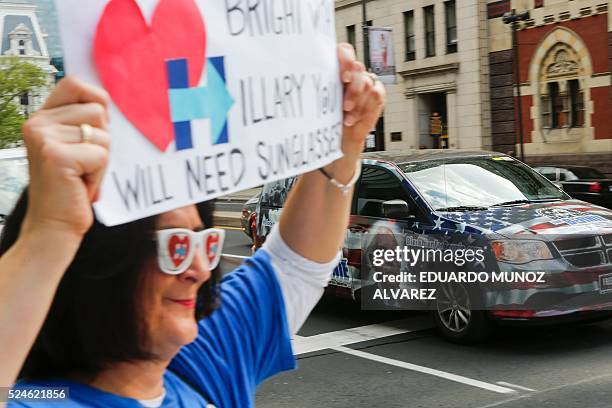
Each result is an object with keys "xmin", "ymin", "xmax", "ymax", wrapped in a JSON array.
[
  {"xmin": 335, "ymin": 0, "xmax": 366, "ymax": 11},
  {"xmin": 404, "ymin": 82, "xmax": 457, "ymax": 99},
  {"xmin": 398, "ymin": 62, "xmax": 460, "ymax": 79},
  {"xmin": 0, "ymin": 4, "xmax": 37, "ymax": 11}
]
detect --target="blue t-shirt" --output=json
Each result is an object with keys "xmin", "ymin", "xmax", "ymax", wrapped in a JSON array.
[{"xmin": 9, "ymin": 250, "xmax": 296, "ymax": 408}]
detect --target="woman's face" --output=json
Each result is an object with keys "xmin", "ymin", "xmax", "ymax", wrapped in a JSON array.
[{"xmin": 140, "ymin": 205, "xmax": 212, "ymax": 358}]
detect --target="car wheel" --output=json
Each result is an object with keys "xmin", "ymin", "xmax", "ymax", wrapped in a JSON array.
[{"xmin": 432, "ymin": 282, "xmax": 492, "ymax": 344}]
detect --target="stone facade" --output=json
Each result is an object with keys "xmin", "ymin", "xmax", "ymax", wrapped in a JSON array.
[
  {"xmin": 0, "ymin": 1, "xmax": 56, "ymax": 115},
  {"xmin": 487, "ymin": 0, "xmax": 612, "ymax": 170},
  {"xmin": 335, "ymin": 0, "xmax": 492, "ymax": 151}
]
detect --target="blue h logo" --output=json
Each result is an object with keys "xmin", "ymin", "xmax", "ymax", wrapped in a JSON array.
[{"xmin": 166, "ymin": 57, "xmax": 234, "ymax": 151}]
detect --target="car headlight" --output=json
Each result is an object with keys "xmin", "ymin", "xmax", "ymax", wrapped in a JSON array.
[{"xmin": 491, "ymin": 240, "xmax": 554, "ymax": 264}]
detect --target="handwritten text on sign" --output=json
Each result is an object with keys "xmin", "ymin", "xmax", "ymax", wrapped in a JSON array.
[{"xmin": 56, "ymin": 0, "xmax": 342, "ymax": 226}]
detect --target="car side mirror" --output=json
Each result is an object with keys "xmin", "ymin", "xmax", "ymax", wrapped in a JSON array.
[{"xmin": 382, "ymin": 199, "xmax": 414, "ymax": 220}]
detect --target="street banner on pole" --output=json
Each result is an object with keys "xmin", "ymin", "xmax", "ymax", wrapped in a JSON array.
[
  {"xmin": 368, "ymin": 27, "xmax": 396, "ymax": 84},
  {"xmin": 55, "ymin": 0, "xmax": 342, "ymax": 226}
]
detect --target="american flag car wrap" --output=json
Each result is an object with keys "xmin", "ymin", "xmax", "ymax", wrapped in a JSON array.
[
  {"xmin": 442, "ymin": 200, "xmax": 612, "ymax": 237},
  {"xmin": 439, "ymin": 201, "xmax": 612, "ymax": 314}
]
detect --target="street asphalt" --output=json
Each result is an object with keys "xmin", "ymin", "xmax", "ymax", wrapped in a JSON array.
[{"xmin": 218, "ymin": 229, "xmax": 612, "ymax": 408}]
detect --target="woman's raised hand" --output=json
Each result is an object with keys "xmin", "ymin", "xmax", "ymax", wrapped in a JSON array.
[{"xmin": 21, "ymin": 76, "xmax": 111, "ymax": 239}]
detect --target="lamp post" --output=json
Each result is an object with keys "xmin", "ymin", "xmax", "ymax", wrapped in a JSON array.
[
  {"xmin": 502, "ymin": 9, "xmax": 530, "ymax": 162},
  {"xmin": 362, "ymin": 0, "xmax": 369, "ymax": 70},
  {"xmin": 361, "ymin": 0, "xmax": 385, "ymax": 151}
]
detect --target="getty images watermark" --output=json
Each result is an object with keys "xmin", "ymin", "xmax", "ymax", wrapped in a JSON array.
[{"xmin": 359, "ymin": 233, "xmax": 612, "ymax": 312}]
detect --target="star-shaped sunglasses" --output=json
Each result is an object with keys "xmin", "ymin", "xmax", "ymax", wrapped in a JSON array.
[{"xmin": 155, "ymin": 228, "xmax": 226, "ymax": 275}]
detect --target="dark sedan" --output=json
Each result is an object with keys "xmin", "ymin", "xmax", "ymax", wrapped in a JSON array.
[{"xmin": 534, "ymin": 165, "xmax": 612, "ymax": 209}]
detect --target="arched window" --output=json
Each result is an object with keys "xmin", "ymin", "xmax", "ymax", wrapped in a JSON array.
[
  {"xmin": 540, "ymin": 43, "xmax": 584, "ymax": 129},
  {"xmin": 540, "ymin": 46, "xmax": 584, "ymax": 130}
]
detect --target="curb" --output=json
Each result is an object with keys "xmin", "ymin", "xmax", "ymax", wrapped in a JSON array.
[{"xmin": 213, "ymin": 212, "xmax": 243, "ymax": 228}]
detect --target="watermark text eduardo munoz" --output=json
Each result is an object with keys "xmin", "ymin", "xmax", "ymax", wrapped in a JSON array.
[{"xmin": 369, "ymin": 247, "xmax": 546, "ymax": 301}]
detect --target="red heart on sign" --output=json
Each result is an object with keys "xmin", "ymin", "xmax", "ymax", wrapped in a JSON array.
[
  {"xmin": 94, "ymin": 0, "xmax": 206, "ymax": 151},
  {"xmin": 168, "ymin": 234, "xmax": 191, "ymax": 268}
]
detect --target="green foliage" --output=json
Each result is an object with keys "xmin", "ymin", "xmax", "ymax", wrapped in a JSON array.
[{"xmin": 0, "ymin": 57, "xmax": 48, "ymax": 148}]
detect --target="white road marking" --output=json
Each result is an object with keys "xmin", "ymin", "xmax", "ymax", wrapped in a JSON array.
[
  {"xmin": 292, "ymin": 318, "xmax": 432, "ymax": 355},
  {"xmin": 219, "ymin": 254, "xmax": 526, "ymax": 396},
  {"xmin": 333, "ymin": 346, "xmax": 516, "ymax": 395},
  {"xmin": 496, "ymin": 382, "xmax": 536, "ymax": 392},
  {"xmin": 477, "ymin": 374, "xmax": 612, "ymax": 408},
  {"xmin": 221, "ymin": 254, "xmax": 249, "ymax": 260},
  {"xmin": 293, "ymin": 320, "xmax": 516, "ymax": 395}
]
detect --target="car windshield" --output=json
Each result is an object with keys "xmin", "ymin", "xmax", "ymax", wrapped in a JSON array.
[
  {"xmin": 566, "ymin": 167, "xmax": 606, "ymax": 180},
  {"xmin": 400, "ymin": 156, "xmax": 568, "ymax": 211},
  {"xmin": 0, "ymin": 157, "xmax": 29, "ymax": 221}
]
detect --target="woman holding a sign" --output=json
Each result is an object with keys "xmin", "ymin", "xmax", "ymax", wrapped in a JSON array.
[{"xmin": 0, "ymin": 44, "xmax": 384, "ymax": 407}]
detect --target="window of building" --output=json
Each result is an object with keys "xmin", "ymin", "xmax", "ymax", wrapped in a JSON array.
[
  {"xmin": 543, "ymin": 80, "xmax": 584, "ymax": 129},
  {"xmin": 540, "ymin": 45, "xmax": 585, "ymax": 131},
  {"xmin": 403, "ymin": 10, "xmax": 415, "ymax": 61},
  {"xmin": 445, "ymin": 1, "xmax": 457, "ymax": 54},
  {"xmin": 541, "ymin": 92, "xmax": 551, "ymax": 128},
  {"xmin": 569, "ymin": 79, "xmax": 584, "ymax": 127},
  {"xmin": 391, "ymin": 132, "xmax": 403, "ymax": 142},
  {"xmin": 549, "ymin": 82, "xmax": 564, "ymax": 128},
  {"xmin": 346, "ymin": 25, "xmax": 357, "ymax": 56},
  {"xmin": 424, "ymin": 6, "xmax": 436, "ymax": 57},
  {"xmin": 20, "ymin": 92, "xmax": 29, "ymax": 107}
]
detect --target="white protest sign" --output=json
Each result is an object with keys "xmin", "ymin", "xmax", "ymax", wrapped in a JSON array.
[{"xmin": 55, "ymin": 0, "xmax": 343, "ymax": 226}]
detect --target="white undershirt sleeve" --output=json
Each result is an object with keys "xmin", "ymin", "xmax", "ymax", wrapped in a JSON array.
[{"xmin": 262, "ymin": 223, "xmax": 341, "ymax": 334}]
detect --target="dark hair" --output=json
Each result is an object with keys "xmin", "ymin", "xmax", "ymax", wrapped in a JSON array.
[{"xmin": 0, "ymin": 190, "xmax": 220, "ymax": 381}]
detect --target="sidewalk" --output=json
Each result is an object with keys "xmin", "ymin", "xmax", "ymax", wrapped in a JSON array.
[
  {"xmin": 213, "ymin": 211, "xmax": 242, "ymax": 228},
  {"xmin": 216, "ymin": 187, "xmax": 261, "ymax": 202}
]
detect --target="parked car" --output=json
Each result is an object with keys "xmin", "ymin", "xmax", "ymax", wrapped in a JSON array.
[
  {"xmin": 0, "ymin": 148, "xmax": 28, "ymax": 235},
  {"xmin": 240, "ymin": 192, "xmax": 260, "ymax": 242},
  {"xmin": 256, "ymin": 150, "xmax": 612, "ymax": 343},
  {"xmin": 534, "ymin": 165, "xmax": 612, "ymax": 209}
]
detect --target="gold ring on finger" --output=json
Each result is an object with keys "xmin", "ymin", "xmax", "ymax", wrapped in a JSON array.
[{"xmin": 80, "ymin": 123, "xmax": 93, "ymax": 144}]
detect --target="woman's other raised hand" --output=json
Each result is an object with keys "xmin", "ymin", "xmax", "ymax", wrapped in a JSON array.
[{"xmin": 21, "ymin": 76, "xmax": 111, "ymax": 239}]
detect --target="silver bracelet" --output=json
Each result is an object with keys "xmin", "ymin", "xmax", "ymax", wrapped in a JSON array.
[{"xmin": 318, "ymin": 160, "xmax": 362, "ymax": 195}]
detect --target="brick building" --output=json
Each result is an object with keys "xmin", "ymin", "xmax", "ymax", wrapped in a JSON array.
[{"xmin": 488, "ymin": 0, "xmax": 612, "ymax": 171}]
